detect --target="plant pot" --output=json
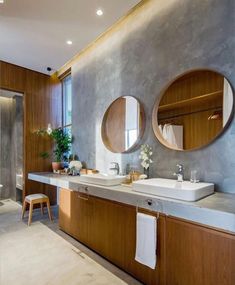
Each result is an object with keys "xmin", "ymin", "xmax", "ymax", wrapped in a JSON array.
[
  {"xmin": 52, "ymin": 162, "xmax": 62, "ymax": 171},
  {"xmin": 144, "ymin": 167, "xmax": 150, "ymax": 179}
]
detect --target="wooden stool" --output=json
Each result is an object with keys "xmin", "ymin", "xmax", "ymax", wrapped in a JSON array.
[{"xmin": 22, "ymin": 194, "xmax": 52, "ymax": 226}]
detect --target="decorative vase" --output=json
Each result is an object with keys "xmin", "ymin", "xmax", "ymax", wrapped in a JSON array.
[
  {"xmin": 144, "ymin": 167, "xmax": 150, "ymax": 179},
  {"xmin": 52, "ymin": 162, "xmax": 62, "ymax": 171}
]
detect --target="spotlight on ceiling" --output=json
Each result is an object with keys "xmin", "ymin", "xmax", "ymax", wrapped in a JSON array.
[
  {"xmin": 96, "ymin": 9, "xmax": 103, "ymax": 16},
  {"xmin": 0, "ymin": 0, "xmax": 5, "ymax": 3},
  {"xmin": 66, "ymin": 40, "xmax": 73, "ymax": 45}
]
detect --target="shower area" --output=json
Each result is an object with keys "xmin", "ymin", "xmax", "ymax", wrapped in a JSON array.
[{"xmin": 0, "ymin": 89, "xmax": 23, "ymax": 203}]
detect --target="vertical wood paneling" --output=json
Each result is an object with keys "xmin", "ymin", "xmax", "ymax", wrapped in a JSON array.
[{"xmin": 0, "ymin": 61, "xmax": 62, "ymax": 204}]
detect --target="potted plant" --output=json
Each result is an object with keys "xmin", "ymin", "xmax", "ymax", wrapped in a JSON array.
[
  {"xmin": 36, "ymin": 127, "xmax": 72, "ymax": 171},
  {"xmin": 50, "ymin": 128, "xmax": 72, "ymax": 171}
]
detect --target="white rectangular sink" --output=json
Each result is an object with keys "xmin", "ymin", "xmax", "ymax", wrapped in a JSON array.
[
  {"xmin": 79, "ymin": 173, "xmax": 126, "ymax": 186},
  {"xmin": 132, "ymin": 178, "xmax": 214, "ymax": 201}
]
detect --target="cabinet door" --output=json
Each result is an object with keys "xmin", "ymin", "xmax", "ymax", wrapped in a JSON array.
[
  {"xmin": 59, "ymin": 188, "xmax": 90, "ymax": 241},
  {"xmin": 88, "ymin": 196, "xmax": 126, "ymax": 266},
  {"xmin": 88, "ymin": 196, "xmax": 165, "ymax": 285},
  {"xmin": 165, "ymin": 217, "xmax": 235, "ymax": 285},
  {"xmin": 123, "ymin": 209, "xmax": 165, "ymax": 285},
  {"xmin": 59, "ymin": 188, "xmax": 73, "ymax": 235},
  {"xmin": 71, "ymin": 191, "xmax": 91, "ymax": 243}
]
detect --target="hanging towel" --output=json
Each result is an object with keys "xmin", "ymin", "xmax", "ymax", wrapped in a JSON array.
[
  {"xmin": 162, "ymin": 124, "xmax": 168, "ymax": 141},
  {"xmin": 167, "ymin": 125, "xmax": 183, "ymax": 150},
  {"xmin": 162, "ymin": 124, "xmax": 183, "ymax": 150},
  {"xmin": 135, "ymin": 212, "xmax": 157, "ymax": 269}
]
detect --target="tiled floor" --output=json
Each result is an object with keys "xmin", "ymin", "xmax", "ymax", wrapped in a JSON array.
[{"xmin": 0, "ymin": 199, "xmax": 142, "ymax": 285}]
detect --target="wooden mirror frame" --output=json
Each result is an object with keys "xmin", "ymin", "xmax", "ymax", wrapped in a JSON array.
[
  {"xmin": 152, "ymin": 69, "xmax": 234, "ymax": 152},
  {"xmin": 101, "ymin": 96, "xmax": 146, "ymax": 153}
]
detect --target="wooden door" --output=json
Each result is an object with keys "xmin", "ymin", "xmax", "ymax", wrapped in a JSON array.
[{"xmin": 165, "ymin": 216, "xmax": 235, "ymax": 285}]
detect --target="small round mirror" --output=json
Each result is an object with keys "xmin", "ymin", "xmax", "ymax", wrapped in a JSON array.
[
  {"xmin": 152, "ymin": 70, "xmax": 234, "ymax": 151},
  {"xmin": 102, "ymin": 96, "xmax": 145, "ymax": 153}
]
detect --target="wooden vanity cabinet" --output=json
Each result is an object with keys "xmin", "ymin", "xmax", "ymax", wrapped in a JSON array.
[
  {"xmin": 59, "ymin": 188, "xmax": 235, "ymax": 285},
  {"xmin": 59, "ymin": 188, "xmax": 165, "ymax": 285},
  {"xmin": 165, "ymin": 216, "xmax": 235, "ymax": 285}
]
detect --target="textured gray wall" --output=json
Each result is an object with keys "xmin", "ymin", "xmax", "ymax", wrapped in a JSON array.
[
  {"xmin": 72, "ymin": 0, "xmax": 235, "ymax": 193},
  {"xmin": 0, "ymin": 97, "xmax": 14, "ymax": 199},
  {"xmin": 0, "ymin": 95, "xmax": 23, "ymax": 199}
]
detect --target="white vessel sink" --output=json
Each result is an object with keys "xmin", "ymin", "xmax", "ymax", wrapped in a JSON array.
[
  {"xmin": 79, "ymin": 173, "xmax": 126, "ymax": 186},
  {"xmin": 132, "ymin": 178, "xmax": 214, "ymax": 201}
]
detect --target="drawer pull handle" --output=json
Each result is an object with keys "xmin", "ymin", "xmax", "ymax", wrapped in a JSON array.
[{"xmin": 77, "ymin": 194, "xmax": 89, "ymax": 201}]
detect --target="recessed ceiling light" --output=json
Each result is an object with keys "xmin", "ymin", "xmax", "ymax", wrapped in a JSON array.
[
  {"xmin": 0, "ymin": 0, "xmax": 4, "ymax": 3},
  {"xmin": 96, "ymin": 9, "xmax": 103, "ymax": 16},
  {"xmin": 66, "ymin": 40, "xmax": 73, "ymax": 45}
]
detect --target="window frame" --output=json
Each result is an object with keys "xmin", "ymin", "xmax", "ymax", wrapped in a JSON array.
[{"xmin": 61, "ymin": 74, "xmax": 72, "ymax": 130}]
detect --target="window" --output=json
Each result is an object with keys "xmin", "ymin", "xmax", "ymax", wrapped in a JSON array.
[
  {"xmin": 62, "ymin": 75, "xmax": 72, "ymax": 128},
  {"xmin": 62, "ymin": 75, "xmax": 72, "ymax": 134}
]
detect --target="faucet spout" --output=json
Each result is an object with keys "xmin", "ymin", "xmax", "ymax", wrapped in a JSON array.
[
  {"xmin": 109, "ymin": 162, "xmax": 120, "ymax": 175},
  {"xmin": 173, "ymin": 164, "xmax": 184, "ymax": 182}
]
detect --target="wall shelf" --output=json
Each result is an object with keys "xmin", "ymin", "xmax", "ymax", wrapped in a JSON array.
[{"xmin": 158, "ymin": 90, "xmax": 223, "ymax": 112}]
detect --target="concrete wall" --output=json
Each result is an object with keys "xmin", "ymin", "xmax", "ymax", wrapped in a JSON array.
[
  {"xmin": 0, "ymin": 95, "xmax": 23, "ymax": 199},
  {"xmin": 0, "ymin": 97, "xmax": 13, "ymax": 199},
  {"xmin": 72, "ymin": 0, "xmax": 235, "ymax": 193}
]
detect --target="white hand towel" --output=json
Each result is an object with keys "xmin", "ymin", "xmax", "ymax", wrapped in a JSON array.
[
  {"xmin": 135, "ymin": 212, "xmax": 157, "ymax": 269},
  {"xmin": 167, "ymin": 125, "xmax": 183, "ymax": 150}
]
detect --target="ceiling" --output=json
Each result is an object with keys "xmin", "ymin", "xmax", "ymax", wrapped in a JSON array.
[{"xmin": 0, "ymin": 0, "xmax": 140, "ymax": 74}]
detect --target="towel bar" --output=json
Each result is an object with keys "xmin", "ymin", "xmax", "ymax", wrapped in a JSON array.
[{"xmin": 136, "ymin": 199, "xmax": 163, "ymax": 219}]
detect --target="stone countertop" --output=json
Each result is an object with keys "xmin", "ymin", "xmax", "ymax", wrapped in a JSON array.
[{"xmin": 28, "ymin": 172, "xmax": 235, "ymax": 234}]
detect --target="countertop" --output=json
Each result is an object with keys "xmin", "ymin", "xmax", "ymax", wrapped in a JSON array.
[{"xmin": 28, "ymin": 172, "xmax": 235, "ymax": 234}]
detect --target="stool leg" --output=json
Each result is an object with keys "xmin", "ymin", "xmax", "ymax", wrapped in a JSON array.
[
  {"xmin": 40, "ymin": 203, "xmax": 44, "ymax": 215},
  {"xmin": 28, "ymin": 202, "xmax": 33, "ymax": 226},
  {"xmin": 22, "ymin": 200, "xmax": 27, "ymax": 219},
  {"xmin": 46, "ymin": 200, "xmax": 52, "ymax": 221}
]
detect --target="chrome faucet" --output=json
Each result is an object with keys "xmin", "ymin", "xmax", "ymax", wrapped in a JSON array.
[
  {"xmin": 173, "ymin": 164, "xmax": 184, "ymax": 182},
  {"xmin": 109, "ymin": 162, "xmax": 120, "ymax": 175}
]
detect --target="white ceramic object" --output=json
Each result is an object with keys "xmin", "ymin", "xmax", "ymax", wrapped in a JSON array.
[
  {"xmin": 79, "ymin": 173, "xmax": 126, "ymax": 186},
  {"xmin": 132, "ymin": 178, "xmax": 214, "ymax": 201}
]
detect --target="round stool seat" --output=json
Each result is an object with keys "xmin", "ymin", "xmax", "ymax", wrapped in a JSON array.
[{"xmin": 25, "ymin": 193, "xmax": 48, "ymax": 201}]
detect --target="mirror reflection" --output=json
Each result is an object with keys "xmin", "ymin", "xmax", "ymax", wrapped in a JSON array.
[
  {"xmin": 153, "ymin": 70, "xmax": 234, "ymax": 151},
  {"xmin": 102, "ymin": 96, "xmax": 144, "ymax": 153}
]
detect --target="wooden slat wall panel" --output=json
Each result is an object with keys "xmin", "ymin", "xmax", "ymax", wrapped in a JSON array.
[{"xmin": 0, "ymin": 61, "xmax": 62, "ymax": 204}]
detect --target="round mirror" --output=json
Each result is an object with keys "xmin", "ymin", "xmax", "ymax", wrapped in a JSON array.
[
  {"xmin": 152, "ymin": 70, "xmax": 234, "ymax": 151},
  {"xmin": 102, "ymin": 96, "xmax": 145, "ymax": 153}
]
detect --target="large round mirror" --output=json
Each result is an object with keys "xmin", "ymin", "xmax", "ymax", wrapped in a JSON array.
[
  {"xmin": 152, "ymin": 70, "xmax": 234, "ymax": 151},
  {"xmin": 102, "ymin": 96, "xmax": 145, "ymax": 153}
]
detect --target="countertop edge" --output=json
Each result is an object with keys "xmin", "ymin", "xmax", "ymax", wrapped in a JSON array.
[{"xmin": 28, "ymin": 173, "xmax": 235, "ymax": 234}]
